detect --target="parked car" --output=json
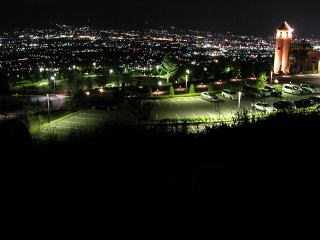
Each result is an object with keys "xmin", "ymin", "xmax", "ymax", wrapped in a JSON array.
[
  {"xmin": 222, "ymin": 89, "xmax": 238, "ymax": 100},
  {"xmin": 201, "ymin": 92, "xmax": 221, "ymax": 102},
  {"xmin": 273, "ymin": 100, "xmax": 296, "ymax": 110},
  {"xmin": 309, "ymin": 96, "xmax": 320, "ymax": 106},
  {"xmin": 252, "ymin": 102, "xmax": 277, "ymax": 112},
  {"xmin": 242, "ymin": 85, "xmax": 263, "ymax": 98},
  {"xmin": 294, "ymin": 99, "xmax": 314, "ymax": 109},
  {"xmin": 260, "ymin": 89, "xmax": 272, "ymax": 97},
  {"xmin": 299, "ymin": 84, "xmax": 318, "ymax": 94},
  {"xmin": 282, "ymin": 84, "xmax": 302, "ymax": 95},
  {"xmin": 264, "ymin": 86, "xmax": 282, "ymax": 97}
]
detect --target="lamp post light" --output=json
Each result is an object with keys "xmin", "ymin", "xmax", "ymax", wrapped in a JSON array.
[
  {"xmin": 109, "ymin": 69, "xmax": 114, "ymax": 75},
  {"xmin": 156, "ymin": 65, "xmax": 161, "ymax": 77},
  {"xmin": 93, "ymin": 62, "xmax": 96, "ymax": 73},
  {"xmin": 186, "ymin": 69, "xmax": 190, "ymax": 93},
  {"xmin": 72, "ymin": 65, "xmax": 76, "ymax": 77},
  {"xmin": 47, "ymin": 94, "xmax": 51, "ymax": 123},
  {"xmin": 50, "ymin": 75, "xmax": 56, "ymax": 91},
  {"xmin": 157, "ymin": 81, "xmax": 162, "ymax": 93},
  {"xmin": 238, "ymin": 91, "xmax": 242, "ymax": 109}
]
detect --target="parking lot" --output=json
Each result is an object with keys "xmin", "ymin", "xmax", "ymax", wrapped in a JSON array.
[
  {"xmin": 149, "ymin": 93, "xmax": 315, "ymax": 120},
  {"xmin": 148, "ymin": 73, "xmax": 320, "ymax": 120},
  {"xmin": 29, "ymin": 73, "xmax": 320, "ymax": 136}
]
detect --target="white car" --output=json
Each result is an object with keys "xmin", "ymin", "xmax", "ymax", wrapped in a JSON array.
[
  {"xmin": 252, "ymin": 102, "xmax": 277, "ymax": 112},
  {"xmin": 282, "ymin": 84, "xmax": 302, "ymax": 95},
  {"xmin": 222, "ymin": 89, "xmax": 238, "ymax": 100},
  {"xmin": 299, "ymin": 84, "xmax": 318, "ymax": 94},
  {"xmin": 201, "ymin": 92, "xmax": 220, "ymax": 102}
]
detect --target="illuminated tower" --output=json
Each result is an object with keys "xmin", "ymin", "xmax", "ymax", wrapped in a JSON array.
[{"xmin": 274, "ymin": 22, "xmax": 294, "ymax": 74}]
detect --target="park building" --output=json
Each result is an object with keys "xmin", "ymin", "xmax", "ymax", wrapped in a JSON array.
[{"xmin": 273, "ymin": 21, "xmax": 320, "ymax": 74}]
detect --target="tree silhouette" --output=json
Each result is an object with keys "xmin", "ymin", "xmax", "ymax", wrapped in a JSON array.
[
  {"xmin": 257, "ymin": 72, "xmax": 268, "ymax": 88},
  {"xmin": 169, "ymin": 86, "xmax": 175, "ymax": 96},
  {"xmin": 189, "ymin": 84, "xmax": 195, "ymax": 94},
  {"xmin": 160, "ymin": 56, "xmax": 178, "ymax": 83},
  {"xmin": 0, "ymin": 71, "xmax": 10, "ymax": 101}
]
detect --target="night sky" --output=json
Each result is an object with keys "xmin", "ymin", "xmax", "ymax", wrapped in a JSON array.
[{"xmin": 1, "ymin": 0, "xmax": 320, "ymax": 37}]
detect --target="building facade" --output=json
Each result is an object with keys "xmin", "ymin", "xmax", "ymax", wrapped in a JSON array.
[
  {"xmin": 274, "ymin": 22, "xmax": 293, "ymax": 74},
  {"xmin": 274, "ymin": 21, "xmax": 320, "ymax": 74}
]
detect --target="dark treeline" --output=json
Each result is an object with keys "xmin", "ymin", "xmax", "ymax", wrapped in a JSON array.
[
  {"xmin": 1, "ymin": 111, "xmax": 318, "ymax": 193},
  {"xmin": 1, "ymin": 111, "xmax": 318, "ymax": 238}
]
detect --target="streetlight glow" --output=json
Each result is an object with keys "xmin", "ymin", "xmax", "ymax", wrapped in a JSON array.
[
  {"xmin": 50, "ymin": 75, "xmax": 56, "ymax": 91},
  {"xmin": 185, "ymin": 69, "xmax": 190, "ymax": 93}
]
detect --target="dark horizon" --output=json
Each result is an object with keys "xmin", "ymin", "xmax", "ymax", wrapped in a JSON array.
[{"xmin": 1, "ymin": 0, "xmax": 320, "ymax": 38}]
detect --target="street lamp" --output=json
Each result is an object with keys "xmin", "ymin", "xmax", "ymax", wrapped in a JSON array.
[
  {"xmin": 109, "ymin": 69, "xmax": 114, "ymax": 75},
  {"xmin": 238, "ymin": 91, "xmax": 242, "ymax": 109},
  {"xmin": 186, "ymin": 69, "xmax": 190, "ymax": 93},
  {"xmin": 47, "ymin": 94, "xmax": 51, "ymax": 123},
  {"xmin": 270, "ymin": 71, "xmax": 273, "ymax": 85},
  {"xmin": 157, "ymin": 81, "xmax": 162, "ymax": 93},
  {"xmin": 50, "ymin": 75, "xmax": 56, "ymax": 91}
]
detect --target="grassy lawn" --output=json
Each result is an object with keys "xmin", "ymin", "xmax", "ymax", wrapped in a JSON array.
[{"xmin": 148, "ymin": 93, "xmax": 201, "ymax": 99}]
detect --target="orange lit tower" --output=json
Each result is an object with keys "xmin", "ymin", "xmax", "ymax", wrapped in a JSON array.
[{"xmin": 274, "ymin": 22, "xmax": 294, "ymax": 74}]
